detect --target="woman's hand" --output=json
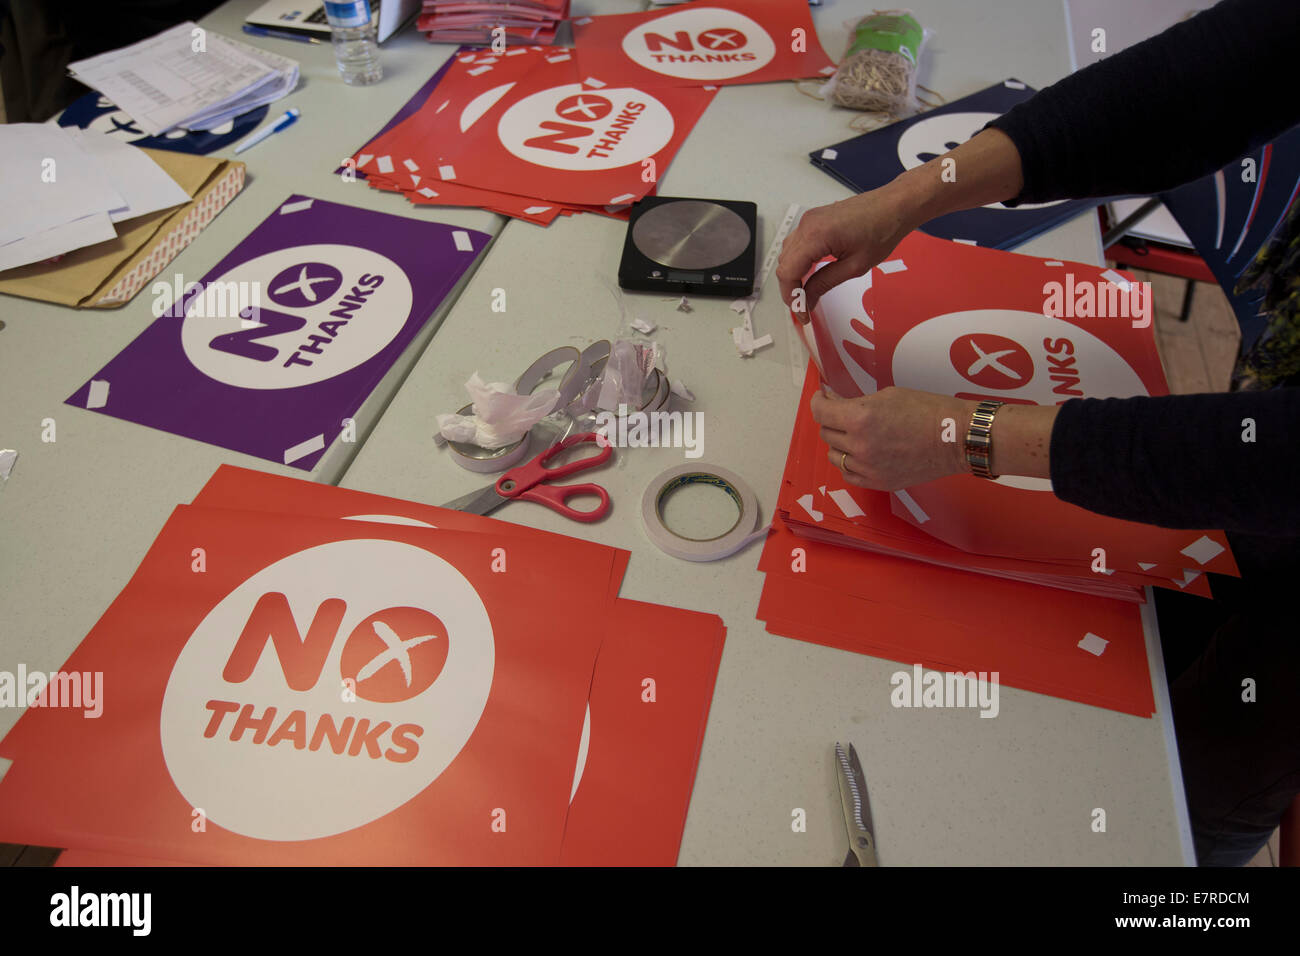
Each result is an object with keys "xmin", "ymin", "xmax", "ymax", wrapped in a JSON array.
[
  {"xmin": 776, "ymin": 185, "xmax": 917, "ymax": 320},
  {"xmin": 813, "ymin": 386, "xmax": 1059, "ymax": 488},
  {"xmin": 813, "ymin": 387, "xmax": 971, "ymax": 489}
]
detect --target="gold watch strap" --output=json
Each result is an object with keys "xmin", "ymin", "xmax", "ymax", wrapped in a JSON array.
[{"xmin": 964, "ymin": 400, "xmax": 1005, "ymax": 479}]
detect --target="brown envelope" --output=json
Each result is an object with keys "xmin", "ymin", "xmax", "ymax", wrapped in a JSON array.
[{"xmin": 0, "ymin": 148, "xmax": 245, "ymax": 309}]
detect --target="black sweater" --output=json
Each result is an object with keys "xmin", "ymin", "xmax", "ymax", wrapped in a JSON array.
[{"xmin": 985, "ymin": 0, "xmax": 1300, "ymax": 593}]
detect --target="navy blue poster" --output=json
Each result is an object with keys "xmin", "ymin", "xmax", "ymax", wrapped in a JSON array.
[{"xmin": 57, "ymin": 92, "xmax": 268, "ymax": 155}]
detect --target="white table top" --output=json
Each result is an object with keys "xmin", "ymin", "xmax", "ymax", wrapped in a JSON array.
[{"xmin": 0, "ymin": 0, "xmax": 1192, "ymax": 864}]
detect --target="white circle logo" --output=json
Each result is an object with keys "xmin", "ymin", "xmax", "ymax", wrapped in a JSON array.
[
  {"xmin": 621, "ymin": 7, "xmax": 776, "ymax": 80},
  {"xmin": 892, "ymin": 310, "xmax": 1148, "ymax": 490},
  {"xmin": 179, "ymin": 244, "xmax": 413, "ymax": 390},
  {"xmin": 160, "ymin": 539, "xmax": 494, "ymax": 841},
  {"xmin": 896, "ymin": 113, "xmax": 1065, "ymax": 211},
  {"xmin": 497, "ymin": 83, "xmax": 675, "ymax": 171}
]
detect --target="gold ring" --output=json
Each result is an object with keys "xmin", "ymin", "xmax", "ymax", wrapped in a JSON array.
[{"xmin": 840, "ymin": 451, "xmax": 849, "ymax": 472}]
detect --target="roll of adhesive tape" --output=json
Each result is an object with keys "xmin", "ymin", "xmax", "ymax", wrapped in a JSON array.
[
  {"xmin": 515, "ymin": 346, "xmax": 581, "ymax": 402},
  {"xmin": 446, "ymin": 402, "xmax": 532, "ymax": 473},
  {"xmin": 642, "ymin": 463, "xmax": 763, "ymax": 562}
]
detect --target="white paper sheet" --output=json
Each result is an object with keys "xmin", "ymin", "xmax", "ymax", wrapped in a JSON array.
[
  {"xmin": 0, "ymin": 124, "xmax": 124, "ymax": 246},
  {"xmin": 64, "ymin": 129, "xmax": 190, "ymax": 223},
  {"xmin": 0, "ymin": 212, "xmax": 117, "ymax": 273}
]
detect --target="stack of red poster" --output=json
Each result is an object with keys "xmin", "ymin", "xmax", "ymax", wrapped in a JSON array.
[
  {"xmin": 419, "ymin": 0, "xmax": 569, "ymax": 47},
  {"xmin": 0, "ymin": 465, "xmax": 724, "ymax": 865},
  {"xmin": 347, "ymin": 44, "xmax": 716, "ymax": 224},
  {"xmin": 759, "ymin": 231, "xmax": 1239, "ymax": 717},
  {"xmin": 353, "ymin": 0, "xmax": 835, "ymax": 224}
]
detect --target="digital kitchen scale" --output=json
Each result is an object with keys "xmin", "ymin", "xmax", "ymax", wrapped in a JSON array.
[{"xmin": 617, "ymin": 196, "xmax": 757, "ymax": 298}]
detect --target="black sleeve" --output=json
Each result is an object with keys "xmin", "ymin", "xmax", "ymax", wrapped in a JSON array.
[
  {"xmin": 1048, "ymin": 388, "xmax": 1300, "ymax": 535},
  {"xmin": 986, "ymin": 0, "xmax": 1300, "ymax": 203}
]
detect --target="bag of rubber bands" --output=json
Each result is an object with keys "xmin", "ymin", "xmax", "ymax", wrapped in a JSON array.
[{"xmin": 823, "ymin": 10, "xmax": 932, "ymax": 118}]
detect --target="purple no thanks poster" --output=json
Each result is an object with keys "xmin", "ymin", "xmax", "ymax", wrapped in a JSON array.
[{"xmin": 67, "ymin": 195, "xmax": 490, "ymax": 470}]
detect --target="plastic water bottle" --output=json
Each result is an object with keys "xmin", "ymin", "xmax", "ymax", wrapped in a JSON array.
[{"xmin": 323, "ymin": 1, "xmax": 382, "ymax": 86}]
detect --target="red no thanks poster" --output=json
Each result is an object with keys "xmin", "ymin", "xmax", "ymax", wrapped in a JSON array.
[
  {"xmin": 805, "ymin": 231, "xmax": 1236, "ymax": 581},
  {"xmin": 355, "ymin": 45, "xmax": 717, "ymax": 208},
  {"xmin": 572, "ymin": 0, "xmax": 835, "ymax": 89},
  {"xmin": 3, "ymin": 467, "xmax": 727, "ymax": 866},
  {"xmin": 0, "ymin": 504, "xmax": 620, "ymax": 865}
]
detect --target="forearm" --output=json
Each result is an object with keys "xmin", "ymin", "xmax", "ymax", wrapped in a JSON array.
[
  {"xmin": 889, "ymin": 128, "xmax": 1025, "ymax": 228},
  {"xmin": 1050, "ymin": 391, "xmax": 1300, "ymax": 534}
]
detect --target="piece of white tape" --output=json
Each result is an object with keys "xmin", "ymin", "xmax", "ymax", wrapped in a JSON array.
[{"xmin": 642, "ymin": 463, "xmax": 764, "ymax": 562}]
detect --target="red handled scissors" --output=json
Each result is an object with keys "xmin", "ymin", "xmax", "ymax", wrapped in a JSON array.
[{"xmin": 440, "ymin": 432, "xmax": 613, "ymax": 522}]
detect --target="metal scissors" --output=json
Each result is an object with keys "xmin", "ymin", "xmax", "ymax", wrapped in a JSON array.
[
  {"xmin": 440, "ymin": 431, "xmax": 613, "ymax": 523},
  {"xmin": 836, "ymin": 742, "xmax": 879, "ymax": 866}
]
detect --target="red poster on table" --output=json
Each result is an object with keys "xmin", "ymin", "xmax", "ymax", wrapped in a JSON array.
[
  {"xmin": 0, "ymin": 505, "xmax": 618, "ymax": 865},
  {"xmin": 572, "ymin": 0, "xmax": 836, "ymax": 89},
  {"xmin": 562, "ymin": 599, "xmax": 725, "ymax": 866}
]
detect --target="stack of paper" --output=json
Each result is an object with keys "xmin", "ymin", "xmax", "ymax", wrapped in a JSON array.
[
  {"xmin": 418, "ymin": 0, "xmax": 570, "ymax": 46},
  {"xmin": 0, "ymin": 465, "xmax": 725, "ymax": 865},
  {"xmin": 67, "ymin": 22, "xmax": 298, "ymax": 135},
  {"xmin": 346, "ymin": 45, "xmax": 717, "ymax": 224},
  {"xmin": 0, "ymin": 125, "xmax": 191, "ymax": 273},
  {"xmin": 759, "ymin": 231, "xmax": 1241, "ymax": 716}
]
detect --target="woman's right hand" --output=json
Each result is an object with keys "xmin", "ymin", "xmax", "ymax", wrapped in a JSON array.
[{"xmin": 776, "ymin": 182, "xmax": 919, "ymax": 322}]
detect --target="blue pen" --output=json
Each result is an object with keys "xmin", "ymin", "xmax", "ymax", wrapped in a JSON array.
[
  {"xmin": 242, "ymin": 24, "xmax": 321, "ymax": 44},
  {"xmin": 234, "ymin": 108, "xmax": 301, "ymax": 154}
]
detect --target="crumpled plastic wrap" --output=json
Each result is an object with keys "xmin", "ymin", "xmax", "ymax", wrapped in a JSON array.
[
  {"xmin": 595, "ymin": 340, "xmax": 661, "ymax": 411},
  {"xmin": 436, "ymin": 373, "xmax": 559, "ymax": 449}
]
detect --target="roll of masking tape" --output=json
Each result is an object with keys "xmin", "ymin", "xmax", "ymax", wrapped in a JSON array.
[{"xmin": 641, "ymin": 463, "xmax": 766, "ymax": 561}]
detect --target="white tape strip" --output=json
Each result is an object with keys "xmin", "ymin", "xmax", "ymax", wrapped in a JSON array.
[
  {"xmin": 439, "ymin": 164, "xmax": 457, "ymax": 179},
  {"xmin": 284, "ymin": 434, "xmax": 325, "ymax": 464},
  {"xmin": 1078, "ymin": 632, "xmax": 1108, "ymax": 656},
  {"xmin": 452, "ymin": 230, "xmax": 474, "ymax": 252},
  {"xmin": 893, "ymin": 489, "xmax": 929, "ymax": 524},
  {"xmin": 0, "ymin": 449, "xmax": 17, "ymax": 483},
  {"xmin": 375, "ymin": 155, "xmax": 394, "ymax": 174},
  {"xmin": 467, "ymin": 65, "xmax": 493, "ymax": 76},
  {"xmin": 279, "ymin": 199, "xmax": 314, "ymax": 215},
  {"xmin": 86, "ymin": 379, "xmax": 110, "ymax": 409},
  {"xmin": 828, "ymin": 488, "xmax": 865, "ymax": 518},
  {"xmin": 403, "ymin": 158, "xmax": 419, "ymax": 172},
  {"xmin": 820, "ymin": 148, "xmax": 838, "ymax": 161},
  {"xmin": 642, "ymin": 464, "xmax": 765, "ymax": 562}
]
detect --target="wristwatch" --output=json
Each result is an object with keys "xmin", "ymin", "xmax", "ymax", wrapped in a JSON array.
[{"xmin": 964, "ymin": 400, "xmax": 1005, "ymax": 479}]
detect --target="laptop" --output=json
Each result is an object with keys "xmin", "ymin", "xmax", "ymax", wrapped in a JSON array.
[{"xmin": 245, "ymin": 0, "xmax": 419, "ymax": 43}]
